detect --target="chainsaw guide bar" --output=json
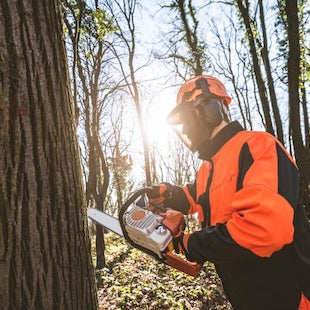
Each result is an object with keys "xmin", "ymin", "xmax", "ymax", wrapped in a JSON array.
[{"xmin": 87, "ymin": 208, "xmax": 124, "ymax": 237}]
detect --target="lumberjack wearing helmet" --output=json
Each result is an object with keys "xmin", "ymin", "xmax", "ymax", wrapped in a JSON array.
[{"xmin": 148, "ymin": 75, "xmax": 310, "ymax": 310}]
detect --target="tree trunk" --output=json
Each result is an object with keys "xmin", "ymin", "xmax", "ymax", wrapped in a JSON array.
[
  {"xmin": 236, "ymin": 0, "xmax": 275, "ymax": 136},
  {"xmin": 285, "ymin": 0, "xmax": 310, "ymax": 214},
  {"xmin": 177, "ymin": 0, "xmax": 204, "ymax": 76},
  {"xmin": 258, "ymin": 0, "xmax": 284, "ymax": 144},
  {"xmin": 0, "ymin": 1, "xmax": 98, "ymax": 309}
]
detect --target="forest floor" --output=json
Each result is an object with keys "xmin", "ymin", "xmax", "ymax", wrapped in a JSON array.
[{"xmin": 93, "ymin": 233, "xmax": 232, "ymax": 310}]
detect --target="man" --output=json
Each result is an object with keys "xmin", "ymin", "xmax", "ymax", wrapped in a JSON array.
[{"xmin": 148, "ymin": 75, "xmax": 310, "ymax": 310}]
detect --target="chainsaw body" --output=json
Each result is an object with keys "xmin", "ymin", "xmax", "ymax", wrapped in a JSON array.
[
  {"xmin": 122, "ymin": 205, "xmax": 172, "ymax": 258},
  {"xmin": 119, "ymin": 188, "xmax": 202, "ymax": 277}
]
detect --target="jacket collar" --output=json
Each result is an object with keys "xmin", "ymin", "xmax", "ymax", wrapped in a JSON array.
[{"xmin": 198, "ymin": 121, "xmax": 244, "ymax": 160}]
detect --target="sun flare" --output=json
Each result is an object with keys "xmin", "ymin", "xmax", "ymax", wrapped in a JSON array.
[{"xmin": 145, "ymin": 90, "xmax": 176, "ymax": 149}]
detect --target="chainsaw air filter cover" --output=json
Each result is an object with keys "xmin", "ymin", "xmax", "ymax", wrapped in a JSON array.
[{"xmin": 122, "ymin": 205, "xmax": 173, "ymax": 259}]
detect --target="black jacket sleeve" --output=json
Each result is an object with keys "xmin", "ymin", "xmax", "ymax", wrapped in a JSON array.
[{"xmin": 187, "ymin": 223, "xmax": 260, "ymax": 264}]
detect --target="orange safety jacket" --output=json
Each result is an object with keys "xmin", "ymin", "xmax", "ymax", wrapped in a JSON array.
[{"xmin": 168, "ymin": 121, "xmax": 310, "ymax": 310}]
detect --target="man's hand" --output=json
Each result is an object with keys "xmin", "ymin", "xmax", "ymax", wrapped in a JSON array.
[
  {"xmin": 147, "ymin": 183, "xmax": 173, "ymax": 208},
  {"xmin": 147, "ymin": 183, "xmax": 190, "ymax": 215}
]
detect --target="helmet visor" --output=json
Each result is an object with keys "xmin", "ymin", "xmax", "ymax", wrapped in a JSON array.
[{"xmin": 167, "ymin": 103, "xmax": 210, "ymax": 152}]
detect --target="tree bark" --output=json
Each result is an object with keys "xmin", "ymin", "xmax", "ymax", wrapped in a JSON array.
[{"xmin": 0, "ymin": 1, "xmax": 97, "ymax": 308}]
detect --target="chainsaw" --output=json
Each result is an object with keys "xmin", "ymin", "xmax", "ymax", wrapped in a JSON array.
[{"xmin": 87, "ymin": 187, "xmax": 202, "ymax": 277}]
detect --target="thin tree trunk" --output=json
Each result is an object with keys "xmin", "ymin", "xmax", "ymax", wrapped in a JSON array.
[
  {"xmin": 0, "ymin": 1, "xmax": 97, "ymax": 308},
  {"xmin": 177, "ymin": 0, "xmax": 204, "ymax": 75},
  {"xmin": 236, "ymin": 0, "xmax": 275, "ymax": 136},
  {"xmin": 285, "ymin": 0, "xmax": 310, "ymax": 213},
  {"xmin": 258, "ymin": 0, "xmax": 284, "ymax": 144}
]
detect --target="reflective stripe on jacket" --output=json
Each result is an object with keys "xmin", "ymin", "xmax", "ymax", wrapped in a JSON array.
[{"xmin": 180, "ymin": 121, "xmax": 310, "ymax": 310}]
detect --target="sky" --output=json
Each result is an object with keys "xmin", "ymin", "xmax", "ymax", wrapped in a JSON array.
[{"xmin": 91, "ymin": 0, "xmax": 307, "ymax": 187}]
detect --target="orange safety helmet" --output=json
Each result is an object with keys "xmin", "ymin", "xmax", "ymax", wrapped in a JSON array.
[
  {"xmin": 176, "ymin": 75, "xmax": 232, "ymax": 105},
  {"xmin": 167, "ymin": 75, "xmax": 231, "ymax": 152}
]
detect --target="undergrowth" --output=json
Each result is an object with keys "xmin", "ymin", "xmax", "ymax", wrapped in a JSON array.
[{"xmin": 92, "ymin": 233, "xmax": 231, "ymax": 310}]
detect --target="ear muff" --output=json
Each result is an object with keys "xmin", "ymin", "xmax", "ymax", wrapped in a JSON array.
[
  {"xmin": 197, "ymin": 97, "xmax": 224, "ymax": 128},
  {"xmin": 192, "ymin": 78, "xmax": 224, "ymax": 128},
  {"xmin": 194, "ymin": 96, "xmax": 224, "ymax": 128}
]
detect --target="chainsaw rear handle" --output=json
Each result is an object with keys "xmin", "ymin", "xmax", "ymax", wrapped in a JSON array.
[
  {"xmin": 164, "ymin": 251, "xmax": 202, "ymax": 277},
  {"xmin": 160, "ymin": 208, "xmax": 202, "ymax": 277}
]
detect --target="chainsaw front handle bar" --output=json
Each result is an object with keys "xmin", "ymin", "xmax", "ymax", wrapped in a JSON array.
[{"xmin": 120, "ymin": 187, "xmax": 153, "ymax": 210}]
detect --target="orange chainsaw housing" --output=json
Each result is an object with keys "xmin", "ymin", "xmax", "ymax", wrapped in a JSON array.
[{"xmin": 161, "ymin": 209, "xmax": 202, "ymax": 277}]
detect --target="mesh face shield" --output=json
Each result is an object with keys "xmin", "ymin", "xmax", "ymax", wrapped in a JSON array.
[{"xmin": 167, "ymin": 102, "xmax": 212, "ymax": 152}]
